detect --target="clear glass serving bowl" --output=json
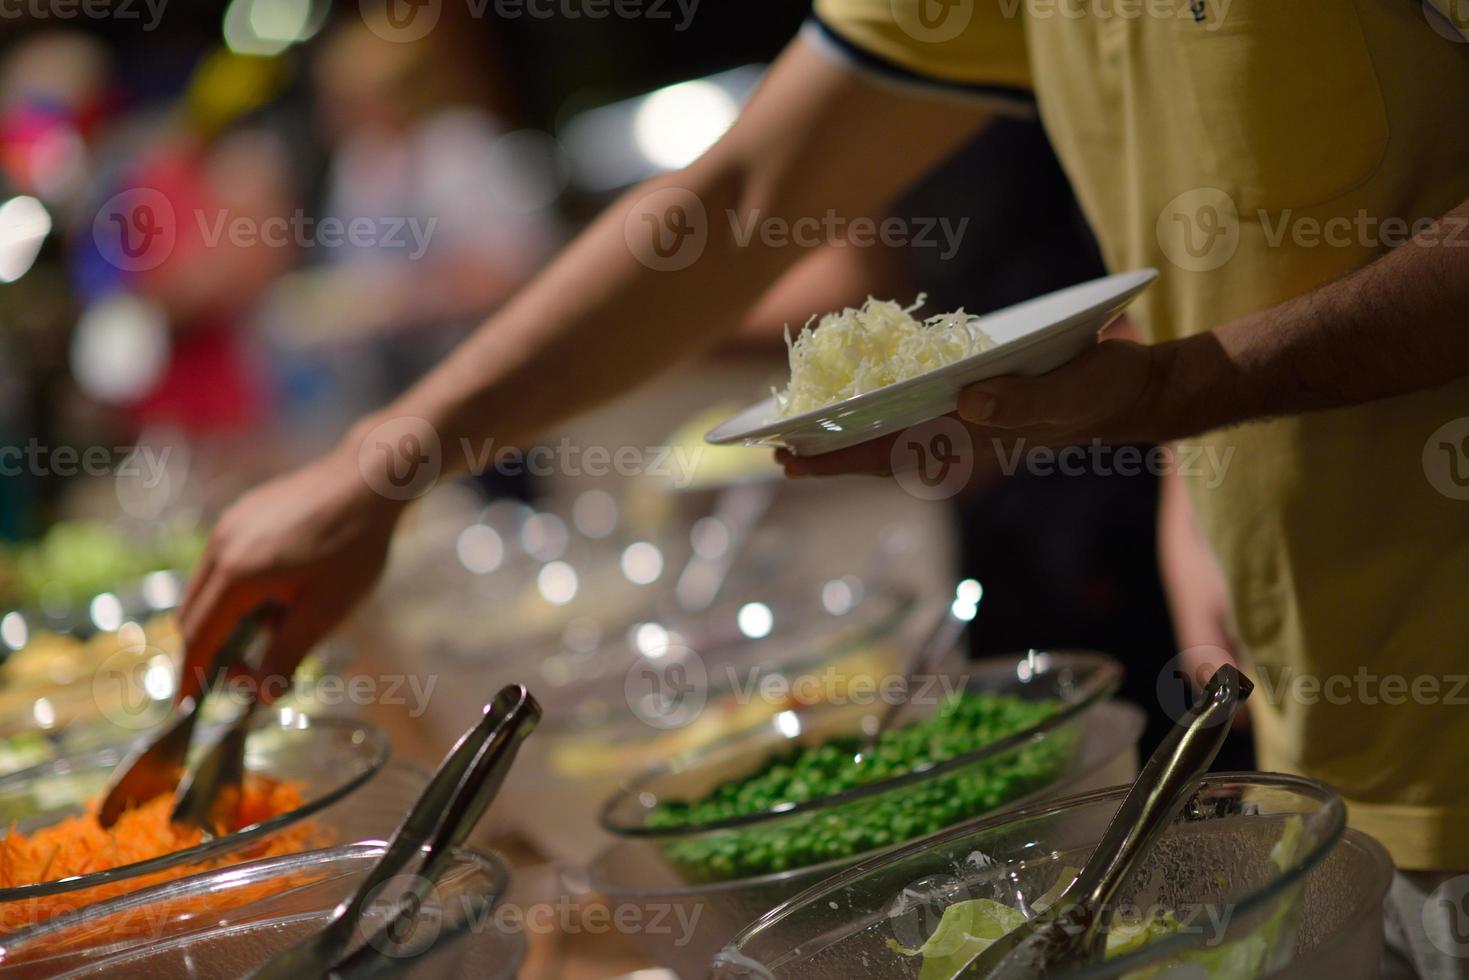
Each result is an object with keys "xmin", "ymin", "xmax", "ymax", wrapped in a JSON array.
[
  {"xmin": 378, "ymin": 492, "xmax": 691, "ymax": 666},
  {"xmin": 0, "ymin": 710, "xmax": 402, "ymax": 932},
  {"xmin": 0, "ymin": 841, "xmax": 525, "ymax": 979},
  {"xmin": 495, "ymin": 580, "xmax": 925, "ymax": 864},
  {"xmin": 713, "ymin": 773, "xmax": 1354, "ymax": 980},
  {"xmin": 588, "ymin": 655, "xmax": 1135, "ymax": 976},
  {"xmin": 602, "ymin": 651, "xmax": 1121, "ymax": 876}
]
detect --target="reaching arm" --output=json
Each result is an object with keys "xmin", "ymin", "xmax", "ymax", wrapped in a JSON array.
[
  {"xmin": 384, "ymin": 43, "xmax": 990, "ymax": 456},
  {"xmin": 177, "ymin": 36, "xmax": 995, "ymax": 697}
]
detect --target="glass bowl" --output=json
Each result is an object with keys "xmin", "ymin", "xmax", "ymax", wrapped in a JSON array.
[
  {"xmin": 587, "ymin": 698, "xmax": 1142, "ymax": 976},
  {"xmin": 1270, "ymin": 828, "xmax": 1392, "ymax": 978},
  {"xmin": 602, "ymin": 651, "xmax": 1122, "ymax": 877},
  {"xmin": 0, "ymin": 841, "xmax": 524, "ymax": 979},
  {"xmin": 378, "ymin": 492, "xmax": 689, "ymax": 666},
  {"xmin": 0, "ymin": 605, "xmax": 344, "ymax": 771},
  {"xmin": 0, "ymin": 613, "xmax": 180, "ymax": 743},
  {"xmin": 0, "ymin": 709, "xmax": 399, "ymax": 932},
  {"xmin": 712, "ymin": 772, "xmax": 1350, "ymax": 979},
  {"xmin": 493, "ymin": 580, "xmax": 924, "ymax": 864}
]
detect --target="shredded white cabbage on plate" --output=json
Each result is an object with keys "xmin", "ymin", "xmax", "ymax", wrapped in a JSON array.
[{"xmin": 773, "ymin": 296, "xmax": 996, "ymax": 418}]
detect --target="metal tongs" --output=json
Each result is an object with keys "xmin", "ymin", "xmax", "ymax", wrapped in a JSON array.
[
  {"xmin": 953, "ymin": 664, "xmax": 1252, "ymax": 979},
  {"xmin": 249, "ymin": 684, "xmax": 542, "ymax": 979},
  {"xmin": 97, "ymin": 602, "xmax": 280, "ymax": 829}
]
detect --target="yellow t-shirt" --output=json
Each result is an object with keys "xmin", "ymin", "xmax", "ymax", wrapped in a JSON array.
[{"xmin": 811, "ymin": 0, "xmax": 1469, "ymax": 870}]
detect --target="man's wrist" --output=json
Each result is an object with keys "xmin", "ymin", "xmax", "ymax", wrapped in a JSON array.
[
  {"xmin": 1148, "ymin": 331, "xmax": 1249, "ymax": 441},
  {"xmin": 332, "ymin": 414, "xmax": 429, "ymax": 515}
]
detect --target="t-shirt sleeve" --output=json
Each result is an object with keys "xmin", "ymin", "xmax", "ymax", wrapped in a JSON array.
[{"xmin": 806, "ymin": 0, "xmax": 1034, "ymax": 114}]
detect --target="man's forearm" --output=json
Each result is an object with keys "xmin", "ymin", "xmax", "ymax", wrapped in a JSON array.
[{"xmin": 1162, "ymin": 198, "xmax": 1469, "ymax": 437}]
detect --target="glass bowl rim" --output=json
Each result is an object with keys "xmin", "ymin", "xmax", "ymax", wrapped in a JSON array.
[
  {"xmin": 459, "ymin": 579, "xmax": 923, "ymax": 738},
  {"xmin": 599, "ymin": 649, "xmax": 1123, "ymax": 837},
  {"xmin": 0, "ymin": 711, "xmax": 390, "ymax": 903},
  {"xmin": 0, "ymin": 568, "xmax": 187, "ymax": 644},
  {"xmin": 0, "ymin": 839, "xmax": 510, "ymax": 959},
  {"xmin": 585, "ymin": 701, "xmax": 1145, "ymax": 898},
  {"xmin": 717, "ymin": 770, "xmax": 1348, "ymax": 978}
]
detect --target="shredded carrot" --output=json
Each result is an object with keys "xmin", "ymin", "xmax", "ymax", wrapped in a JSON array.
[{"xmin": 0, "ymin": 776, "xmax": 327, "ymax": 934}]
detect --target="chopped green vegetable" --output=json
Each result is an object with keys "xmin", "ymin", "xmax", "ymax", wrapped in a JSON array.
[
  {"xmin": 888, "ymin": 899, "xmax": 1028, "ymax": 980},
  {"xmin": 1, "ymin": 520, "xmax": 204, "ymax": 609},
  {"xmin": 898, "ymin": 815, "xmax": 1310, "ymax": 979},
  {"xmin": 649, "ymin": 693, "xmax": 1070, "ymax": 880}
]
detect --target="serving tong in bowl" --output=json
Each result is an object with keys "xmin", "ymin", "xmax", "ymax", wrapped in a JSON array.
[
  {"xmin": 97, "ymin": 601, "xmax": 283, "ymax": 830},
  {"xmin": 249, "ymin": 683, "xmax": 541, "ymax": 978},
  {"xmin": 953, "ymin": 664, "xmax": 1252, "ymax": 979}
]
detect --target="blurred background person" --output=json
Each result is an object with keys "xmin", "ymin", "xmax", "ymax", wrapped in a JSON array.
[{"xmin": 261, "ymin": 12, "xmax": 561, "ymax": 449}]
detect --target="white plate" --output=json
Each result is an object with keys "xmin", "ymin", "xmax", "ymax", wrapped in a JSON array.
[{"xmin": 706, "ymin": 269, "xmax": 1158, "ymax": 456}]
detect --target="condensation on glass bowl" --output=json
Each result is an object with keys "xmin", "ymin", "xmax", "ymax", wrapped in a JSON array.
[
  {"xmin": 588, "ymin": 696, "xmax": 1142, "ymax": 977},
  {"xmin": 0, "ymin": 841, "xmax": 523, "ymax": 980},
  {"xmin": 712, "ymin": 773, "xmax": 1365, "ymax": 980}
]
